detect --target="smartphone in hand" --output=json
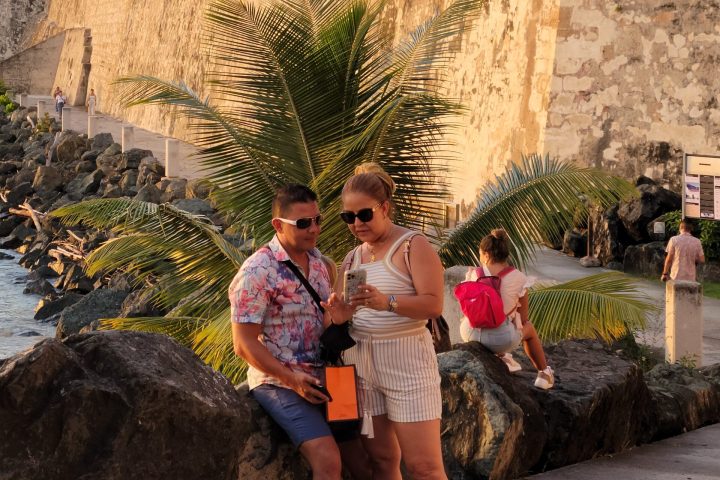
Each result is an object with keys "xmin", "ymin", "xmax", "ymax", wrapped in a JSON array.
[
  {"xmin": 343, "ymin": 269, "xmax": 367, "ymax": 302},
  {"xmin": 311, "ymin": 383, "xmax": 333, "ymax": 401}
]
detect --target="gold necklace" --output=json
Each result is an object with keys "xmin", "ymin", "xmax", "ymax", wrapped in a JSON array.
[{"xmin": 367, "ymin": 227, "xmax": 394, "ymax": 262}]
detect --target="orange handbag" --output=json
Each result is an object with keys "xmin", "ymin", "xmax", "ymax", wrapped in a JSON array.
[{"xmin": 325, "ymin": 365, "xmax": 361, "ymax": 422}]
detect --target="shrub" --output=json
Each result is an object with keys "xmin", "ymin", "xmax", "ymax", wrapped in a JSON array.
[
  {"xmin": 5, "ymin": 102, "xmax": 17, "ymax": 114},
  {"xmin": 36, "ymin": 112, "xmax": 52, "ymax": 133},
  {"xmin": 0, "ymin": 94, "xmax": 10, "ymax": 106}
]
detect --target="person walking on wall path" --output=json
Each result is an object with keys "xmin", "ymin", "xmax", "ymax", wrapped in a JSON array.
[
  {"xmin": 661, "ymin": 218, "xmax": 705, "ymax": 282},
  {"xmin": 86, "ymin": 89, "xmax": 97, "ymax": 115},
  {"xmin": 55, "ymin": 89, "xmax": 66, "ymax": 119}
]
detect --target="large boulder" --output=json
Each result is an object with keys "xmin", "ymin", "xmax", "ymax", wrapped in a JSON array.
[
  {"xmin": 136, "ymin": 156, "xmax": 165, "ymax": 186},
  {"xmin": 590, "ymin": 205, "xmax": 634, "ymax": 265},
  {"xmin": 6, "ymin": 181, "xmax": 34, "ymax": 206},
  {"xmin": 56, "ymin": 288, "xmax": 129, "ymax": 338},
  {"xmin": 440, "ymin": 341, "xmax": 655, "ymax": 478},
  {"xmin": 34, "ymin": 292, "xmax": 84, "ymax": 320},
  {"xmin": 0, "ymin": 331, "xmax": 250, "ymax": 480},
  {"xmin": 172, "ymin": 198, "xmax": 214, "ymax": 216},
  {"xmin": 623, "ymin": 241, "xmax": 666, "ymax": 277},
  {"xmin": 55, "ymin": 133, "xmax": 88, "ymax": 164},
  {"xmin": 561, "ymin": 229, "xmax": 587, "ymax": 258},
  {"xmin": 118, "ymin": 149, "xmax": 153, "ymax": 172},
  {"xmin": 617, "ymin": 182, "xmax": 681, "ymax": 243},
  {"xmin": 90, "ymin": 132, "xmax": 114, "ymax": 151},
  {"xmin": 31, "ymin": 165, "xmax": 63, "ymax": 194},
  {"xmin": 646, "ymin": 363, "xmax": 720, "ymax": 440}
]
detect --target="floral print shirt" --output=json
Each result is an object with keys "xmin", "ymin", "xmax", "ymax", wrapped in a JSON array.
[{"xmin": 229, "ymin": 235, "xmax": 330, "ymax": 389}]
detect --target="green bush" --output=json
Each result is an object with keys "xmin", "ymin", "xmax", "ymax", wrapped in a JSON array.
[
  {"xmin": 662, "ymin": 210, "xmax": 720, "ymax": 261},
  {"xmin": 0, "ymin": 94, "xmax": 10, "ymax": 106},
  {"xmin": 36, "ymin": 112, "xmax": 52, "ymax": 133},
  {"xmin": 4, "ymin": 102, "xmax": 17, "ymax": 114}
]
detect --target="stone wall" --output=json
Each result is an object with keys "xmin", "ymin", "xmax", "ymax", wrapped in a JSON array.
[
  {"xmin": 377, "ymin": 0, "xmax": 560, "ymax": 204},
  {"xmin": 0, "ymin": 31, "xmax": 65, "ymax": 95},
  {"xmin": 0, "ymin": 0, "xmax": 48, "ymax": 61},
  {"xmin": 545, "ymin": 1, "xmax": 720, "ymax": 190}
]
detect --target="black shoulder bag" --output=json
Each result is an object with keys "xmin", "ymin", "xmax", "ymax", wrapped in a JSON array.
[{"xmin": 281, "ymin": 260, "xmax": 356, "ymax": 364}]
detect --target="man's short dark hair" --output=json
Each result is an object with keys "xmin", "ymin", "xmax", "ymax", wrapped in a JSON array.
[
  {"xmin": 680, "ymin": 218, "xmax": 694, "ymax": 233},
  {"xmin": 272, "ymin": 184, "xmax": 318, "ymax": 218}
]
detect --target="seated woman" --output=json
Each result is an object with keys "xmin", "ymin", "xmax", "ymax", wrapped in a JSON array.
[{"xmin": 459, "ymin": 228, "xmax": 555, "ymax": 390}]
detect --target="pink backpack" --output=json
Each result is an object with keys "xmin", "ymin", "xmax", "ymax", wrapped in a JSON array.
[{"xmin": 453, "ymin": 266, "xmax": 514, "ymax": 329}]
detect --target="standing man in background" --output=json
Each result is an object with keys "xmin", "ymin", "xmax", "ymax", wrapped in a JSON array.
[{"xmin": 661, "ymin": 219, "xmax": 705, "ymax": 282}]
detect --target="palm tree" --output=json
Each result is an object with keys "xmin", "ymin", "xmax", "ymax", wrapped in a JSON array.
[{"xmin": 53, "ymin": 0, "xmax": 651, "ymax": 383}]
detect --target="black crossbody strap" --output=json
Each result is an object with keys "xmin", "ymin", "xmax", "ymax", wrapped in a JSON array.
[{"xmin": 281, "ymin": 260, "xmax": 325, "ymax": 313}]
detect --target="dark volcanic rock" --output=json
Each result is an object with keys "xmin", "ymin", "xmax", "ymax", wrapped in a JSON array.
[
  {"xmin": 646, "ymin": 363, "xmax": 720, "ymax": 440},
  {"xmin": 56, "ymin": 288, "xmax": 129, "ymax": 338},
  {"xmin": 55, "ymin": 133, "xmax": 88, "ymax": 163},
  {"xmin": 6, "ymin": 181, "xmax": 34, "ymax": 206},
  {"xmin": 134, "ymin": 183, "xmax": 162, "ymax": 204},
  {"xmin": 440, "ymin": 341, "xmax": 655, "ymax": 477},
  {"xmin": 623, "ymin": 241, "xmax": 665, "ymax": 277},
  {"xmin": 617, "ymin": 184, "xmax": 681, "ymax": 242},
  {"xmin": 118, "ymin": 149, "xmax": 153, "ymax": 171},
  {"xmin": 23, "ymin": 279, "xmax": 56, "ymax": 296},
  {"xmin": 90, "ymin": 132, "xmax": 114, "ymax": 151},
  {"xmin": 34, "ymin": 292, "xmax": 84, "ymax": 320},
  {"xmin": 31, "ymin": 165, "xmax": 63, "ymax": 193},
  {"xmin": 172, "ymin": 198, "xmax": 214, "ymax": 216},
  {"xmin": 561, "ymin": 229, "xmax": 587, "ymax": 257},
  {"xmin": 0, "ymin": 331, "xmax": 249, "ymax": 480}
]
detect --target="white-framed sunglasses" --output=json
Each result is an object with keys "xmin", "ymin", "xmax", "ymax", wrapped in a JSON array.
[{"xmin": 274, "ymin": 215, "xmax": 323, "ymax": 229}]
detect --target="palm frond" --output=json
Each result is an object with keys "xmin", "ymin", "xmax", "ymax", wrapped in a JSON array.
[
  {"xmin": 439, "ymin": 154, "xmax": 635, "ymax": 268},
  {"xmin": 528, "ymin": 272, "xmax": 656, "ymax": 343},
  {"xmin": 53, "ymin": 199, "xmax": 245, "ymax": 318}
]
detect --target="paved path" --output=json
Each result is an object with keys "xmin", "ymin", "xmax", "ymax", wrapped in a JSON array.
[
  {"xmin": 526, "ymin": 248, "xmax": 720, "ymax": 366},
  {"xmin": 526, "ymin": 423, "xmax": 720, "ymax": 480},
  {"xmin": 23, "ymin": 95, "xmax": 203, "ymax": 180}
]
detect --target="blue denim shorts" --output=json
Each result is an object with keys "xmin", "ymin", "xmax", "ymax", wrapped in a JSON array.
[{"xmin": 252, "ymin": 384, "xmax": 358, "ymax": 447}]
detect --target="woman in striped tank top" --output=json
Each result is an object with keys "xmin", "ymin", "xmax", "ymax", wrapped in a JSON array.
[{"xmin": 323, "ymin": 163, "xmax": 447, "ymax": 480}]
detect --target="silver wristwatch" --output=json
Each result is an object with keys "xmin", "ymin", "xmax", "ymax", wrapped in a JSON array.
[{"xmin": 387, "ymin": 295, "xmax": 398, "ymax": 312}]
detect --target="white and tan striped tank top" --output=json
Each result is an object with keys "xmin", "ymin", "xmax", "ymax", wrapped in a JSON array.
[{"xmin": 350, "ymin": 231, "xmax": 427, "ymax": 332}]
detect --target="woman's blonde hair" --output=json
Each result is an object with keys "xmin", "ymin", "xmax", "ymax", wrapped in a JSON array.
[{"xmin": 342, "ymin": 162, "xmax": 396, "ymax": 206}]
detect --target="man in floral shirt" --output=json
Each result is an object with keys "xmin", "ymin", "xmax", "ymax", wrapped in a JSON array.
[{"xmin": 230, "ymin": 184, "xmax": 349, "ymax": 479}]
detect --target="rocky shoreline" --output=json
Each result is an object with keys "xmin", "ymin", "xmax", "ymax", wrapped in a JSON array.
[{"xmin": 0, "ymin": 104, "xmax": 222, "ymax": 342}]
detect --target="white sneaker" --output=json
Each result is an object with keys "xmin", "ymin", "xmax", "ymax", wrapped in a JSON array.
[
  {"xmin": 534, "ymin": 366, "xmax": 555, "ymax": 390},
  {"xmin": 498, "ymin": 353, "xmax": 522, "ymax": 373}
]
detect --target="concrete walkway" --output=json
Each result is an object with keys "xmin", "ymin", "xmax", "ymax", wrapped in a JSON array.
[
  {"xmin": 527, "ymin": 423, "xmax": 720, "ymax": 480},
  {"xmin": 22, "ymin": 94, "xmax": 203, "ymax": 180},
  {"xmin": 526, "ymin": 248, "xmax": 720, "ymax": 366}
]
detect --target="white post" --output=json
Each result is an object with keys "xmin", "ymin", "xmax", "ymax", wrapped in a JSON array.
[
  {"xmin": 19, "ymin": 94, "xmax": 28, "ymax": 107},
  {"xmin": 121, "ymin": 125, "xmax": 134, "ymax": 152},
  {"xmin": 165, "ymin": 139, "xmax": 180, "ymax": 177},
  {"xmin": 665, "ymin": 280, "xmax": 704, "ymax": 366},
  {"xmin": 87, "ymin": 115, "xmax": 97, "ymax": 138},
  {"xmin": 61, "ymin": 106, "xmax": 71, "ymax": 131},
  {"xmin": 37, "ymin": 100, "xmax": 48, "ymax": 119}
]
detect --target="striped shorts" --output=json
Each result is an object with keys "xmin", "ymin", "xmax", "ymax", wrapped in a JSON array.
[{"xmin": 343, "ymin": 326, "xmax": 442, "ymax": 423}]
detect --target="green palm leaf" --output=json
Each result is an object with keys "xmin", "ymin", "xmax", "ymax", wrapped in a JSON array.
[
  {"xmin": 439, "ymin": 154, "xmax": 635, "ymax": 268},
  {"xmin": 528, "ymin": 272, "xmax": 656, "ymax": 342},
  {"xmin": 52, "ymin": 199, "xmax": 245, "ymax": 318}
]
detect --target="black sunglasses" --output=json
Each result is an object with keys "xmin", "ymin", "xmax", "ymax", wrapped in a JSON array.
[
  {"xmin": 339, "ymin": 203, "xmax": 383, "ymax": 224},
  {"xmin": 275, "ymin": 215, "xmax": 323, "ymax": 229}
]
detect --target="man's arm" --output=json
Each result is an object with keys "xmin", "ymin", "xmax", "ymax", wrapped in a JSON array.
[
  {"xmin": 231, "ymin": 323, "xmax": 328, "ymax": 404},
  {"xmin": 662, "ymin": 239, "xmax": 674, "ymax": 281}
]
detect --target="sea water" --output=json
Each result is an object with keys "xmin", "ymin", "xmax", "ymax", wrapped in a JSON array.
[{"xmin": 0, "ymin": 250, "xmax": 56, "ymax": 359}]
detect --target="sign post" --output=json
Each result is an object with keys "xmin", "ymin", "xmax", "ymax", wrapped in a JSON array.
[{"xmin": 683, "ymin": 153, "xmax": 720, "ymax": 221}]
